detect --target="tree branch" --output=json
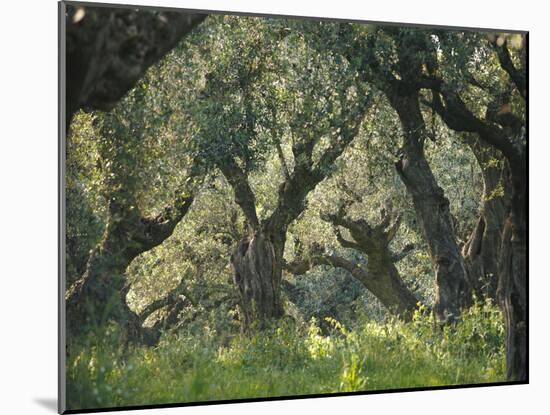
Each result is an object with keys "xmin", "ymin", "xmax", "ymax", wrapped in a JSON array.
[
  {"xmin": 385, "ymin": 214, "xmax": 402, "ymax": 242},
  {"xmin": 427, "ymin": 90, "xmax": 521, "ymax": 163},
  {"xmin": 391, "ymin": 243, "xmax": 416, "ymax": 262},
  {"xmin": 314, "ymin": 96, "xmax": 371, "ymax": 179},
  {"xmin": 493, "ymin": 40, "xmax": 526, "ymax": 100},
  {"xmin": 140, "ymin": 193, "xmax": 194, "ymax": 246},
  {"xmin": 264, "ymin": 135, "xmax": 319, "ymax": 235},
  {"xmin": 139, "ymin": 278, "xmax": 190, "ymax": 323},
  {"xmin": 219, "ymin": 157, "xmax": 260, "ymax": 231},
  {"xmin": 284, "ymin": 252, "xmax": 368, "ymax": 281},
  {"xmin": 334, "ymin": 227, "xmax": 363, "ymax": 251}
]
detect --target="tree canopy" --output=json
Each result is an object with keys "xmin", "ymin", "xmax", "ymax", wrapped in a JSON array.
[{"xmin": 64, "ymin": 9, "xmax": 527, "ymax": 411}]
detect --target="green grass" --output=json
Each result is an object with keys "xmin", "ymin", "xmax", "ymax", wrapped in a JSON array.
[{"xmin": 67, "ymin": 301, "xmax": 506, "ymax": 411}]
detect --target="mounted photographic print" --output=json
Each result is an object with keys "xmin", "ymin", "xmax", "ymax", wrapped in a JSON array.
[{"xmin": 59, "ymin": 1, "xmax": 528, "ymax": 413}]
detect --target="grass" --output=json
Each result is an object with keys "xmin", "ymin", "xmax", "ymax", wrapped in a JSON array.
[{"xmin": 66, "ymin": 301, "xmax": 506, "ymax": 411}]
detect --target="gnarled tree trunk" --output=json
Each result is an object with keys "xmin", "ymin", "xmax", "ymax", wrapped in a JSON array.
[
  {"xmin": 462, "ymin": 138, "xmax": 510, "ymax": 300},
  {"xmin": 498, "ymin": 161, "xmax": 527, "ymax": 381},
  {"xmin": 391, "ymin": 94, "xmax": 469, "ymax": 323},
  {"xmin": 287, "ymin": 204, "xmax": 422, "ymax": 320},
  {"xmin": 424, "ymin": 46, "xmax": 527, "ymax": 379},
  {"xmin": 231, "ymin": 233, "xmax": 285, "ymax": 330},
  {"xmin": 330, "ymin": 207, "xmax": 422, "ymax": 319},
  {"xmin": 66, "ymin": 194, "xmax": 194, "ymax": 343},
  {"xmin": 286, "ymin": 248, "xmax": 420, "ymax": 320},
  {"xmin": 364, "ymin": 257, "xmax": 420, "ymax": 319}
]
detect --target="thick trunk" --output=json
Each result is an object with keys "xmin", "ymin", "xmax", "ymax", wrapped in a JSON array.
[
  {"xmin": 391, "ymin": 94, "xmax": 468, "ymax": 323},
  {"xmin": 285, "ymin": 251, "xmax": 419, "ymax": 320},
  {"xmin": 66, "ymin": 228, "xmax": 184, "ymax": 346},
  {"xmin": 498, "ymin": 163, "xmax": 527, "ymax": 381},
  {"xmin": 65, "ymin": 219, "xmax": 134, "ymax": 341},
  {"xmin": 288, "ymin": 208, "xmax": 423, "ymax": 320},
  {"xmin": 363, "ymin": 255, "xmax": 420, "ymax": 319},
  {"xmin": 462, "ymin": 139, "xmax": 510, "ymax": 300},
  {"xmin": 413, "ymin": 32, "xmax": 527, "ymax": 382},
  {"xmin": 65, "ymin": 4, "xmax": 206, "ymax": 125},
  {"xmin": 231, "ymin": 232, "xmax": 284, "ymax": 330},
  {"xmin": 66, "ymin": 195, "xmax": 193, "ymax": 342}
]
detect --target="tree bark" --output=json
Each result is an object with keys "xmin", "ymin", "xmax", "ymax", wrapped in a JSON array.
[
  {"xmin": 390, "ymin": 93, "xmax": 469, "ymax": 323},
  {"xmin": 326, "ymin": 206, "xmax": 422, "ymax": 319},
  {"xmin": 498, "ymin": 160, "xmax": 527, "ymax": 381},
  {"xmin": 65, "ymin": 194, "xmax": 194, "ymax": 343},
  {"xmin": 231, "ymin": 232, "xmax": 285, "ymax": 330},
  {"xmin": 422, "ymin": 36, "xmax": 527, "ymax": 380},
  {"xmin": 286, "ymin": 205, "xmax": 422, "ymax": 320},
  {"xmin": 65, "ymin": 4, "xmax": 206, "ymax": 125},
  {"xmin": 462, "ymin": 138, "xmax": 510, "ymax": 300}
]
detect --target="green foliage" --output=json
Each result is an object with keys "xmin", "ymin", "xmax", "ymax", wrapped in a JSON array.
[
  {"xmin": 125, "ymin": 175, "xmax": 241, "ymax": 332},
  {"xmin": 65, "ymin": 14, "xmax": 523, "ymax": 410},
  {"xmin": 67, "ymin": 15, "xmax": 488, "ymax": 321},
  {"xmin": 67, "ymin": 302, "xmax": 504, "ymax": 410},
  {"xmin": 66, "ymin": 113, "xmax": 107, "ymax": 285}
]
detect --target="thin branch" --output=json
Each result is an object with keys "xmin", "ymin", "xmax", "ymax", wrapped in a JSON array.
[
  {"xmin": 391, "ymin": 243, "xmax": 416, "ymax": 262},
  {"xmin": 385, "ymin": 214, "xmax": 402, "ymax": 242},
  {"xmin": 493, "ymin": 40, "xmax": 526, "ymax": 100},
  {"xmin": 264, "ymin": 135, "xmax": 317, "ymax": 234}
]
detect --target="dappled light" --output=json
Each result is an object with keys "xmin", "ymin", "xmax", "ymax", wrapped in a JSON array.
[{"xmin": 62, "ymin": 4, "xmax": 527, "ymax": 411}]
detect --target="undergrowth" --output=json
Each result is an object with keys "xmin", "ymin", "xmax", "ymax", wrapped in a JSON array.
[{"xmin": 67, "ymin": 301, "xmax": 505, "ymax": 411}]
